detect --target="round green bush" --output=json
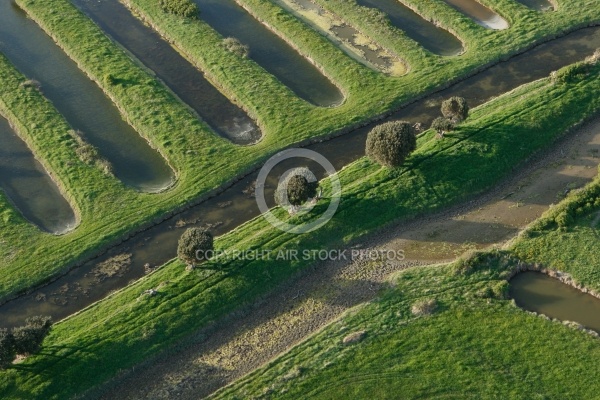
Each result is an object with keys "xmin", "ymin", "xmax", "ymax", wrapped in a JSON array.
[
  {"xmin": 365, "ymin": 121, "xmax": 416, "ymax": 168},
  {"xmin": 177, "ymin": 227, "xmax": 214, "ymax": 266}
]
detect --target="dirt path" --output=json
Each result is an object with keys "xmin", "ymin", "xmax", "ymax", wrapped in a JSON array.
[{"xmin": 96, "ymin": 118, "xmax": 600, "ymax": 399}]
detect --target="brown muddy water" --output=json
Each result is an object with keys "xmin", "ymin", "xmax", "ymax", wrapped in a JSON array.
[
  {"xmin": 193, "ymin": 0, "xmax": 344, "ymax": 107},
  {"xmin": 511, "ymin": 272, "xmax": 600, "ymax": 333},
  {"xmin": 0, "ymin": 116, "xmax": 76, "ymax": 234},
  {"xmin": 0, "ymin": 26, "xmax": 599, "ymax": 327},
  {"xmin": 0, "ymin": 1, "xmax": 174, "ymax": 195},
  {"xmin": 355, "ymin": 0, "xmax": 464, "ymax": 56},
  {"xmin": 443, "ymin": 0, "xmax": 509, "ymax": 30},
  {"xmin": 73, "ymin": 0, "xmax": 260, "ymax": 145}
]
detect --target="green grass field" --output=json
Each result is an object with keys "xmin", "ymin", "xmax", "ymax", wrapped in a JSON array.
[
  {"xmin": 212, "ymin": 157, "xmax": 600, "ymax": 400},
  {"xmin": 0, "ymin": 0, "xmax": 597, "ymax": 305},
  {"xmin": 0, "ymin": 59, "xmax": 598, "ymax": 398}
]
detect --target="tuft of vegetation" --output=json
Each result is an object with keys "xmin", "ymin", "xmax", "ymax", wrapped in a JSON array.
[
  {"xmin": 19, "ymin": 79, "xmax": 41, "ymax": 90},
  {"xmin": 222, "ymin": 37, "xmax": 249, "ymax": 58},
  {"xmin": 365, "ymin": 121, "xmax": 416, "ymax": 168},
  {"xmin": 441, "ymin": 96, "xmax": 469, "ymax": 123},
  {"xmin": 342, "ymin": 330, "xmax": 367, "ymax": 345},
  {"xmin": 68, "ymin": 130, "xmax": 114, "ymax": 176},
  {"xmin": 159, "ymin": 0, "xmax": 199, "ymax": 18},
  {"xmin": 177, "ymin": 227, "xmax": 214, "ymax": 267},
  {"xmin": 411, "ymin": 298, "xmax": 437, "ymax": 316},
  {"xmin": 552, "ymin": 62, "xmax": 593, "ymax": 84}
]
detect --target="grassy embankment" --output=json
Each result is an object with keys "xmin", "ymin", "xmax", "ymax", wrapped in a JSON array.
[
  {"xmin": 213, "ymin": 126, "xmax": 600, "ymax": 400},
  {"xmin": 0, "ymin": 58, "xmax": 598, "ymax": 398},
  {"xmin": 1, "ymin": 0, "xmax": 597, "ymax": 302},
  {"xmin": 213, "ymin": 247, "xmax": 600, "ymax": 399}
]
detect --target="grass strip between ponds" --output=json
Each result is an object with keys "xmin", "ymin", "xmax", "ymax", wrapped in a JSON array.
[
  {"xmin": 0, "ymin": 61, "xmax": 599, "ymax": 398},
  {"xmin": 0, "ymin": 0, "xmax": 596, "ymax": 304}
]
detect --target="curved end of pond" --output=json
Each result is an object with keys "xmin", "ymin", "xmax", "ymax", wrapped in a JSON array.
[
  {"xmin": 319, "ymin": 88, "xmax": 346, "ymax": 108},
  {"xmin": 135, "ymin": 172, "xmax": 178, "ymax": 194},
  {"xmin": 483, "ymin": 15, "xmax": 510, "ymax": 31},
  {"xmin": 223, "ymin": 117, "xmax": 263, "ymax": 146},
  {"xmin": 510, "ymin": 270, "xmax": 600, "ymax": 334},
  {"xmin": 22, "ymin": 199, "xmax": 79, "ymax": 236}
]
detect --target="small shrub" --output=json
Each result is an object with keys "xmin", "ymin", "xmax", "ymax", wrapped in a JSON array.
[
  {"xmin": 275, "ymin": 167, "xmax": 319, "ymax": 208},
  {"xmin": 177, "ymin": 227, "xmax": 214, "ymax": 267},
  {"xmin": 365, "ymin": 121, "xmax": 416, "ymax": 168},
  {"xmin": 222, "ymin": 37, "xmax": 250, "ymax": 58},
  {"xmin": 411, "ymin": 298, "xmax": 437, "ymax": 316},
  {"xmin": 159, "ymin": 0, "xmax": 199, "ymax": 18},
  {"xmin": 431, "ymin": 117, "xmax": 454, "ymax": 136},
  {"xmin": 441, "ymin": 96, "xmax": 469, "ymax": 123}
]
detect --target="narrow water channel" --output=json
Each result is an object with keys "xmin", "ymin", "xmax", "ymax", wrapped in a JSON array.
[
  {"xmin": 0, "ymin": 26, "xmax": 598, "ymax": 327},
  {"xmin": 73, "ymin": 0, "xmax": 260, "ymax": 144},
  {"xmin": 511, "ymin": 272, "xmax": 600, "ymax": 333},
  {"xmin": 194, "ymin": 0, "xmax": 344, "ymax": 107},
  {"xmin": 0, "ymin": 116, "xmax": 76, "ymax": 234},
  {"xmin": 0, "ymin": 1, "xmax": 174, "ymax": 193},
  {"xmin": 355, "ymin": 0, "xmax": 464, "ymax": 56},
  {"xmin": 443, "ymin": 0, "xmax": 509, "ymax": 30}
]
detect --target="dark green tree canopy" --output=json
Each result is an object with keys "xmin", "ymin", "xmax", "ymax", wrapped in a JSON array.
[
  {"xmin": 286, "ymin": 175, "xmax": 317, "ymax": 206},
  {"xmin": 441, "ymin": 96, "xmax": 469, "ymax": 123},
  {"xmin": 11, "ymin": 316, "xmax": 52, "ymax": 357},
  {"xmin": 365, "ymin": 121, "xmax": 417, "ymax": 168},
  {"xmin": 178, "ymin": 227, "xmax": 214, "ymax": 266},
  {"xmin": 431, "ymin": 117, "xmax": 455, "ymax": 136},
  {"xmin": 159, "ymin": 0, "xmax": 199, "ymax": 18},
  {"xmin": 275, "ymin": 167, "xmax": 319, "ymax": 208}
]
